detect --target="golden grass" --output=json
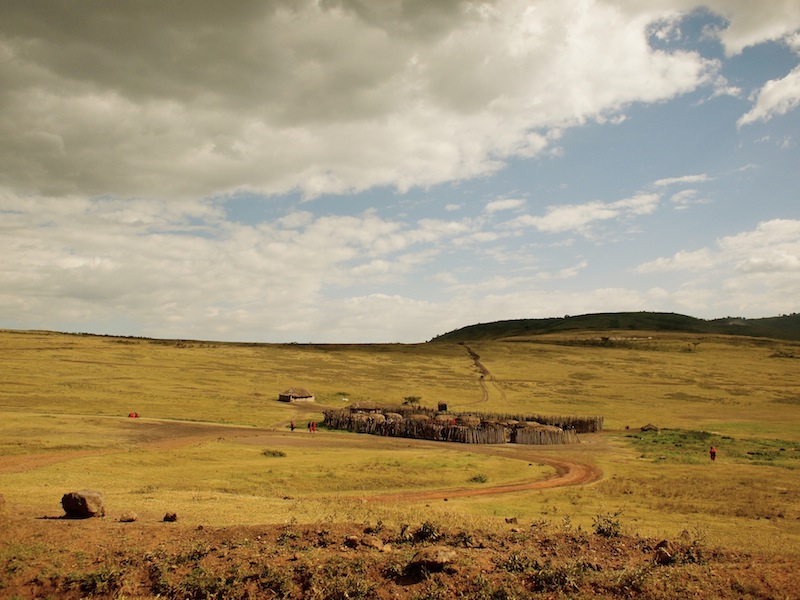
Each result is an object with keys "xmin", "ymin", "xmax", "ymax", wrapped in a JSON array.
[
  {"xmin": 470, "ymin": 334, "xmax": 800, "ymax": 438},
  {"xmin": 1, "ymin": 329, "xmax": 799, "ymax": 555}
]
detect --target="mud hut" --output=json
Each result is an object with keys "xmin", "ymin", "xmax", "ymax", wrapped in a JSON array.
[{"xmin": 278, "ymin": 387, "xmax": 315, "ymax": 403}]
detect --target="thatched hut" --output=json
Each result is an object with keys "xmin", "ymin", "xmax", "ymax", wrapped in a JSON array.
[{"xmin": 278, "ymin": 387, "xmax": 315, "ymax": 402}]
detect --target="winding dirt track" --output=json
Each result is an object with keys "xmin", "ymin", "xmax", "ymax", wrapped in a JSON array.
[
  {"xmin": 360, "ymin": 453, "xmax": 600, "ymax": 503},
  {"xmin": 0, "ymin": 416, "xmax": 603, "ymax": 501},
  {"xmin": 461, "ymin": 343, "xmax": 507, "ymax": 406}
]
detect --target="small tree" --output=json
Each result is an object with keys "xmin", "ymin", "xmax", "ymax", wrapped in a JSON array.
[{"xmin": 402, "ymin": 396, "xmax": 421, "ymax": 406}]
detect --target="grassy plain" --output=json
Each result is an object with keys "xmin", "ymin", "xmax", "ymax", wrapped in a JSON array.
[{"xmin": 1, "ymin": 328, "xmax": 799, "ymax": 597}]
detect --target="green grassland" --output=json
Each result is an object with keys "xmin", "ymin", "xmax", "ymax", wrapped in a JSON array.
[
  {"xmin": 1, "ymin": 328, "xmax": 799, "ymax": 556},
  {"xmin": 467, "ymin": 333, "xmax": 800, "ymax": 438}
]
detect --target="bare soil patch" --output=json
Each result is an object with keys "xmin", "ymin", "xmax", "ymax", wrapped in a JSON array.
[{"xmin": 1, "ymin": 508, "xmax": 795, "ymax": 599}]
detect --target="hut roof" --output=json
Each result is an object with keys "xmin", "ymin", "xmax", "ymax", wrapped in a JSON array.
[{"xmin": 281, "ymin": 387, "xmax": 313, "ymax": 398}]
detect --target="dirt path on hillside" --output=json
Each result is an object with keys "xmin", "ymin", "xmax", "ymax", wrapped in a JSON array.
[{"xmin": 461, "ymin": 344, "xmax": 508, "ymax": 406}]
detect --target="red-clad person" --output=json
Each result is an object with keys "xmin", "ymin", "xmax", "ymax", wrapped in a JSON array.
[{"xmin": 709, "ymin": 446, "xmax": 717, "ymax": 461}]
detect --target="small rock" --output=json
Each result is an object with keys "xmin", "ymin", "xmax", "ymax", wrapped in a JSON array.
[
  {"xmin": 119, "ymin": 512, "xmax": 138, "ymax": 523},
  {"xmin": 654, "ymin": 547, "xmax": 672, "ymax": 565},
  {"xmin": 61, "ymin": 490, "xmax": 106, "ymax": 518},
  {"xmin": 409, "ymin": 546, "xmax": 457, "ymax": 572},
  {"xmin": 163, "ymin": 512, "xmax": 178, "ymax": 522},
  {"xmin": 360, "ymin": 535, "xmax": 385, "ymax": 551},
  {"xmin": 344, "ymin": 535, "xmax": 360, "ymax": 548},
  {"xmin": 655, "ymin": 539, "xmax": 672, "ymax": 552}
]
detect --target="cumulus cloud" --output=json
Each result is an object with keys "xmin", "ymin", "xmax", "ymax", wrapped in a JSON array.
[
  {"xmin": 485, "ymin": 198, "xmax": 526, "ymax": 213},
  {"xmin": 0, "ymin": 0, "xmax": 721, "ymax": 200},
  {"xmin": 1, "ymin": 1, "xmax": 798, "ymax": 342},
  {"xmin": 653, "ymin": 174, "xmax": 710, "ymax": 186},
  {"xmin": 738, "ymin": 66, "xmax": 800, "ymax": 126},
  {"xmin": 0, "ymin": 193, "xmax": 475, "ymax": 341},
  {"xmin": 638, "ymin": 219, "xmax": 800, "ymax": 273},
  {"xmin": 634, "ymin": 219, "xmax": 800, "ymax": 313},
  {"xmin": 635, "ymin": 248, "xmax": 717, "ymax": 273},
  {"xmin": 669, "ymin": 189, "xmax": 710, "ymax": 209},
  {"xmin": 510, "ymin": 194, "xmax": 660, "ymax": 235},
  {"xmin": 702, "ymin": 0, "xmax": 800, "ymax": 55}
]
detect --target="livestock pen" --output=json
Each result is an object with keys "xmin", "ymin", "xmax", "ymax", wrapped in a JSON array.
[{"xmin": 323, "ymin": 406, "xmax": 603, "ymax": 445}]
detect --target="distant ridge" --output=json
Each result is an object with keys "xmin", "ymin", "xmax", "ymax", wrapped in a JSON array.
[{"xmin": 430, "ymin": 312, "xmax": 800, "ymax": 342}]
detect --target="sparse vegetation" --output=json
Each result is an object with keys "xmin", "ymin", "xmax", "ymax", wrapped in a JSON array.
[
  {"xmin": 592, "ymin": 511, "xmax": 623, "ymax": 538},
  {"xmin": 627, "ymin": 428, "xmax": 800, "ymax": 467},
  {"xmin": 0, "ymin": 517, "xmax": 762, "ymax": 600},
  {"xmin": 262, "ymin": 448, "xmax": 287, "ymax": 457},
  {"xmin": 0, "ymin": 327, "xmax": 798, "ymax": 598}
]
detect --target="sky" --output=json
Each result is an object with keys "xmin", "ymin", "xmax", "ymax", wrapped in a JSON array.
[{"xmin": 1, "ymin": 1, "xmax": 799, "ymax": 343}]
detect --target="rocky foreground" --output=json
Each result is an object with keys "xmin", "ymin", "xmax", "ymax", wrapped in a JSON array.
[{"xmin": 1, "ymin": 507, "xmax": 796, "ymax": 599}]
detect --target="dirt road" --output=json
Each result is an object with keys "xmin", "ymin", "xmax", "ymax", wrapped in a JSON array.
[{"xmin": 0, "ymin": 415, "xmax": 602, "ymax": 505}]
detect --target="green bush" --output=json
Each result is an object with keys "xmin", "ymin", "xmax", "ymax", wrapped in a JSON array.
[
  {"xmin": 592, "ymin": 511, "xmax": 622, "ymax": 538},
  {"xmin": 415, "ymin": 521, "xmax": 445, "ymax": 543}
]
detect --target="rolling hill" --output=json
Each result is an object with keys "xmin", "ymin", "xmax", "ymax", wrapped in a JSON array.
[{"xmin": 431, "ymin": 311, "xmax": 800, "ymax": 342}]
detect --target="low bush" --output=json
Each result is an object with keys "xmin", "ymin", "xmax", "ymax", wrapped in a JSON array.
[
  {"xmin": 262, "ymin": 448, "xmax": 287, "ymax": 457},
  {"xmin": 592, "ymin": 511, "xmax": 623, "ymax": 538}
]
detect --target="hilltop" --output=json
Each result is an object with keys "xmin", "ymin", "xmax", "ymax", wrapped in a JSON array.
[{"xmin": 431, "ymin": 311, "xmax": 800, "ymax": 343}]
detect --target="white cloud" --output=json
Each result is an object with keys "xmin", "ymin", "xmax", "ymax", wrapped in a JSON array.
[
  {"xmin": 485, "ymin": 198, "xmax": 526, "ymax": 213},
  {"xmin": 555, "ymin": 260, "xmax": 589, "ymax": 279},
  {"xmin": 0, "ymin": 0, "xmax": 719, "ymax": 200},
  {"xmin": 0, "ymin": 194, "xmax": 475, "ymax": 341},
  {"xmin": 1, "ymin": 2, "xmax": 798, "ymax": 342},
  {"xmin": 789, "ymin": 32, "xmax": 800, "ymax": 53},
  {"xmin": 637, "ymin": 220, "xmax": 800, "ymax": 274},
  {"xmin": 738, "ymin": 66, "xmax": 800, "ymax": 126},
  {"xmin": 653, "ymin": 174, "xmax": 710, "ymax": 186},
  {"xmin": 669, "ymin": 188, "xmax": 711, "ymax": 209},
  {"xmin": 510, "ymin": 193, "xmax": 660, "ymax": 235},
  {"xmin": 684, "ymin": 0, "xmax": 800, "ymax": 55},
  {"xmin": 636, "ymin": 248, "xmax": 717, "ymax": 273},
  {"xmin": 634, "ymin": 219, "xmax": 800, "ymax": 314}
]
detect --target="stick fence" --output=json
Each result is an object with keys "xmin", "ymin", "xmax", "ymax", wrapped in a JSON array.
[{"xmin": 322, "ymin": 406, "xmax": 600, "ymax": 445}]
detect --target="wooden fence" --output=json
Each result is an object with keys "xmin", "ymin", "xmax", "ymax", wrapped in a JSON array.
[
  {"xmin": 322, "ymin": 406, "xmax": 595, "ymax": 445},
  {"xmin": 466, "ymin": 411, "xmax": 604, "ymax": 434}
]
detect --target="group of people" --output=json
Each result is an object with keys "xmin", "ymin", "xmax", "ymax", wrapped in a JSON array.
[{"xmin": 289, "ymin": 420, "xmax": 317, "ymax": 433}]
